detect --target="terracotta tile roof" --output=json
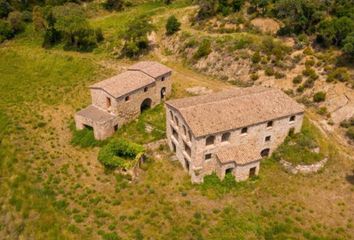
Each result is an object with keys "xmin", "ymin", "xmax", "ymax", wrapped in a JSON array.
[
  {"xmin": 128, "ymin": 61, "xmax": 172, "ymax": 78},
  {"xmin": 166, "ymin": 87, "xmax": 304, "ymax": 137},
  {"xmin": 216, "ymin": 145, "xmax": 261, "ymax": 165},
  {"xmin": 76, "ymin": 105, "xmax": 116, "ymax": 123},
  {"xmin": 90, "ymin": 71, "xmax": 155, "ymax": 98}
]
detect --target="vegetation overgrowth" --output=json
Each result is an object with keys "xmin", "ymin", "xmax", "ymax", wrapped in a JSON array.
[
  {"xmin": 0, "ymin": 0, "xmax": 353, "ymax": 239},
  {"xmin": 272, "ymin": 117, "xmax": 326, "ymax": 165},
  {"xmin": 98, "ymin": 138, "xmax": 144, "ymax": 169}
]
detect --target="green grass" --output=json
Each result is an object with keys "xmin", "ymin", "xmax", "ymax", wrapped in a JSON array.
[
  {"xmin": 273, "ymin": 117, "xmax": 326, "ymax": 165},
  {"xmin": 0, "ymin": 1, "xmax": 352, "ymax": 239},
  {"xmin": 0, "ymin": 45, "xmax": 97, "ymax": 105},
  {"xmin": 113, "ymin": 104, "xmax": 166, "ymax": 144},
  {"xmin": 91, "ymin": 0, "xmax": 190, "ymax": 52},
  {"xmin": 0, "ymin": 111, "xmax": 9, "ymax": 141},
  {"xmin": 197, "ymin": 172, "xmax": 259, "ymax": 198},
  {"xmin": 70, "ymin": 123, "xmax": 107, "ymax": 148}
]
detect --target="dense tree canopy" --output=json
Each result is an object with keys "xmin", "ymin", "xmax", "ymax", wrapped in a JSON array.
[{"xmin": 122, "ymin": 15, "xmax": 154, "ymax": 57}]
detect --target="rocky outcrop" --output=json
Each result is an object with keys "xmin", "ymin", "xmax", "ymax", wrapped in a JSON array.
[{"xmin": 280, "ymin": 158, "xmax": 328, "ymax": 174}]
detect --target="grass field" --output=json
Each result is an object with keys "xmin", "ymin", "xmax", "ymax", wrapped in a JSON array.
[{"xmin": 0, "ymin": 1, "xmax": 354, "ymax": 239}]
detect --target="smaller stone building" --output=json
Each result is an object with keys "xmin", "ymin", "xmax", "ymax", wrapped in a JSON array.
[
  {"xmin": 75, "ymin": 61, "xmax": 172, "ymax": 140},
  {"xmin": 165, "ymin": 87, "xmax": 304, "ymax": 183}
]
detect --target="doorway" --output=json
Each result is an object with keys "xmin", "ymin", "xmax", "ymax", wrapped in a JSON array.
[
  {"xmin": 225, "ymin": 168, "xmax": 234, "ymax": 175},
  {"xmin": 140, "ymin": 98, "xmax": 152, "ymax": 113},
  {"xmin": 249, "ymin": 167, "xmax": 256, "ymax": 178}
]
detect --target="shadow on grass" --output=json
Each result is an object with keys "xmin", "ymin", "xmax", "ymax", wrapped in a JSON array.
[{"xmin": 69, "ymin": 122, "xmax": 108, "ymax": 148}]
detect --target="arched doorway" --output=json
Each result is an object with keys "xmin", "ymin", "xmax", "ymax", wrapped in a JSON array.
[
  {"xmin": 160, "ymin": 87, "xmax": 166, "ymax": 100},
  {"xmin": 225, "ymin": 168, "xmax": 234, "ymax": 175},
  {"xmin": 140, "ymin": 98, "xmax": 152, "ymax": 113},
  {"xmin": 260, "ymin": 148, "xmax": 270, "ymax": 158}
]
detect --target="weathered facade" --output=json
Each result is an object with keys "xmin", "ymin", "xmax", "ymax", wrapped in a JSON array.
[
  {"xmin": 75, "ymin": 61, "xmax": 172, "ymax": 140},
  {"xmin": 165, "ymin": 87, "xmax": 304, "ymax": 183}
]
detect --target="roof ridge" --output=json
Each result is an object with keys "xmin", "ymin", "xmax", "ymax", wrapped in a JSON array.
[
  {"xmin": 127, "ymin": 68, "xmax": 156, "ymax": 79},
  {"xmin": 180, "ymin": 87, "xmax": 273, "ymax": 111}
]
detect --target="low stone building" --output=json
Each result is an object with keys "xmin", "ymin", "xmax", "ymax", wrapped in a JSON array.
[
  {"xmin": 75, "ymin": 61, "xmax": 172, "ymax": 140},
  {"xmin": 165, "ymin": 86, "xmax": 304, "ymax": 183}
]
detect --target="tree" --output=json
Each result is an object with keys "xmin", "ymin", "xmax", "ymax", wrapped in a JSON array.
[
  {"xmin": 231, "ymin": 0, "xmax": 244, "ymax": 12},
  {"xmin": 333, "ymin": 17, "xmax": 354, "ymax": 46},
  {"xmin": 343, "ymin": 32, "xmax": 354, "ymax": 57},
  {"xmin": 7, "ymin": 11, "xmax": 24, "ymax": 33},
  {"xmin": 317, "ymin": 19, "xmax": 336, "ymax": 47},
  {"xmin": 0, "ymin": 0, "xmax": 11, "ymax": 18},
  {"xmin": 275, "ymin": 0, "xmax": 319, "ymax": 34},
  {"xmin": 52, "ymin": 3, "xmax": 89, "ymax": 48},
  {"xmin": 103, "ymin": 0, "xmax": 124, "ymax": 11},
  {"xmin": 196, "ymin": 0, "xmax": 218, "ymax": 21},
  {"xmin": 122, "ymin": 15, "xmax": 154, "ymax": 57},
  {"xmin": 165, "ymin": 15, "xmax": 181, "ymax": 35},
  {"xmin": 32, "ymin": 6, "xmax": 46, "ymax": 31},
  {"xmin": 42, "ymin": 12, "xmax": 61, "ymax": 48},
  {"xmin": 0, "ymin": 19, "xmax": 13, "ymax": 42},
  {"xmin": 317, "ymin": 17, "xmax": 354, "ymax": 47},
  {"xmin": 249, "ymin": 0, "xmax": 270, "ymax": 14}
]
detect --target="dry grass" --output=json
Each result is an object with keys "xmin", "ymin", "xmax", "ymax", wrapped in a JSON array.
[{"xmin": 0, "ymin": 1, "xmax": 353, "ymax": 239}]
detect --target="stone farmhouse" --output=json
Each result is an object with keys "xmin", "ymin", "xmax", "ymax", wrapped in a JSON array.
[
  {"xmin": 165, "ymin": 86, "xmax": 304, "ymax": 183},
  {"xmin": 75, "ymin": 61, "xmax": 172, "ymax": 140}
]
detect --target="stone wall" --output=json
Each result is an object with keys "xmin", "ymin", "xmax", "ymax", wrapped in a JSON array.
[
  {"xmin": 74, "ymin": 114, "xmax": 119, "ymax": 140},
  {"xmin": 280, "ymin": 158, "xmax": 328, "ymax": 174},
  {"xmin": 166, "ymin": 104, "xmax": 304, "ymax": 183}
]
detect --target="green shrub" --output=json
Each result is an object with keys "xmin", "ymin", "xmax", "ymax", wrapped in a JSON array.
[
  {"xmin": 317, "ymin": 107, "xmax": 328, "ymax": 116},
  {"xmin": 313, "ymin": 91, "xmax": 326, "ymax": 102},
  {"xmin": 292, "ymin": 75, "xmax": 302, "ymax": 84},
  {"xmin": 98, "ymin": 139, "xmax": 144, "ymax": 169},
  {"xmin": 302, "ymin": 67, "xmax": 318, "ymax": 80},
  {"xmin": 250, "ymin": 73, "xmax": 259, "ymax": 81},
  {"xmin": 305, "ymin": 59, "xmax": 315, "ymax": 67},
  {"xmin": 303, "ymin": 47, "xmax": 313, "ymax": 55},
  {"xmin": 264, "ymin": 66, "xmax": 274, "ymax": 76},
  {"xmin": 346, "ymin": 127, "xmax": 354, "ymax": 140},
  {"xmin": 193, "ymin": 39, "xmax": 211, "ymax": 60},
  {"xmin": 274, "ymin": 71, "xmax": 285, "ymax": 79},
  {"xmin": 296, "ymin": 85, "xmax": 305, "ymax": 93},
  {"xmin": 340, "ymin": 117, "xmax": 354, "ymax": 128},
  {"xmin": 304, "ymin": 78, "xmax": 315, "ymax": 88},
  {"xmin": 184, "ymin": 38, "xmax": 197, "ymax": 49},
  {"xmin": 251, "ymin": 51, "xmax": 261, "ymax": 64},
  {"xmin": 165, "ymin": 15, "xmax": 181, "ymax": 35},
  {"xmin": 261, "ymin": 37, "xmax": 290, "ymax": 60},
  {"xmin": 326, "ymin": 67, "xmax": 350, "ymax": 82}
]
